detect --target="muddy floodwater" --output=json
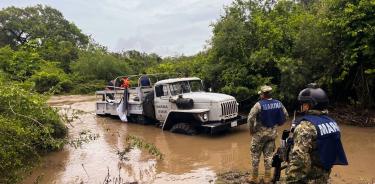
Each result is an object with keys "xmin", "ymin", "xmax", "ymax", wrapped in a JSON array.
[{"xmin": 22, "ymin": 95, "xmax": 375, "ymax": 184}]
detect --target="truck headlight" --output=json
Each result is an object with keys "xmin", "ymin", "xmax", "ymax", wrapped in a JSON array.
[
  {"xmin": 203, "ymin": 113, "xmax": 208, "ymax": 120},
  {"xmin": 195, "ymin": 112, "xmax": 209, "ymax": 122}
]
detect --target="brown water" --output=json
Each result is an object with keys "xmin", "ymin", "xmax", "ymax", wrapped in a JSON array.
[{"xmin": 22, "ymin": 95, "xmax": 375, "ymax": 184}]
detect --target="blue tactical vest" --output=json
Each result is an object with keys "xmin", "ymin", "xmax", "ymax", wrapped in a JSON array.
[
  {"xmin": 298, "ymin": 115, "xmax": 348, "ymax": 170},
  {"xmin": 259, "ymin": 99, "xmax": 286, "ymax": 127},
  {"xmin": 140, "ymin": 75, "xmax": 151, "ymax": 86}
]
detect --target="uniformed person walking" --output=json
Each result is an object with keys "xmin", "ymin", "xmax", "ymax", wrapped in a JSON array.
[
  {"xmin": 286, "ymin": 84, "xmax": 348, "ymax": 183},
  {"xmin": 248, "ymin": 85, "xmax": 288, "ymax": 183}
]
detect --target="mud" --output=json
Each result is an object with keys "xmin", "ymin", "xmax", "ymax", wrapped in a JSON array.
[
  {"xmin": 22, "ymin": 95, "xmax": 375, "ymax": 184},
  {"xmin": 215, "ymin": 171, "xmax": 250, "ymax": 184}
]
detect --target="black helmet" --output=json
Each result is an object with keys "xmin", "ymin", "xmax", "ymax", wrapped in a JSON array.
[{"xmin": 298, "ymin": 83, "xmax": 329, "ymax": 110}]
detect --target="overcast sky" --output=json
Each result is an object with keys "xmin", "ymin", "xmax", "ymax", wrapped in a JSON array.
[{"xmin": 0, "ymin": 0, "xmax": 233, "ymax": 56}]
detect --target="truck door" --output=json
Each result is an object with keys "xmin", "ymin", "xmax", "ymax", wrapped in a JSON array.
[{"xmin": 154, "ymin": 84, "xmax": 171, "ymax": 121}]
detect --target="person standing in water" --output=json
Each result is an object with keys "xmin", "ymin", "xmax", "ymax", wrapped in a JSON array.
[{"xmin": 247, "ymin": 85, "xmax": 288, "ymax": 183}]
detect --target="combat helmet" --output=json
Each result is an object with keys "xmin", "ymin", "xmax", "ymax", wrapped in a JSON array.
[{"xmin": 298, "ymin": 83, "xmax": 329, "ymax": 110}]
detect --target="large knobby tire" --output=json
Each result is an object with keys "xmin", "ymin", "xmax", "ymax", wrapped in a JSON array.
[{"xmin": 170, "ymin": 123, "xmax": 197, "ymax": 135}]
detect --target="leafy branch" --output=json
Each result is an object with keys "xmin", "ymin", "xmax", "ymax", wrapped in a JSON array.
[{"xmin": 117, "ymin": 135, "xmax": 164, "ymax": 161}]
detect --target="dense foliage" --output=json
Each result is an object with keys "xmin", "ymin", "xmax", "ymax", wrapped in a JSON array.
[
  {"xmin": 0, "ymin": 5, "xmax": 161, "ymax": 94},
  {"xmin": 0, "ymin": 78, "xmax": 66, "ymax": 183},
  {"xmin": 148, "ymin": 0, "xmax": 375, "ymax": 108},
  {"xmin": 0, "ymin": 5, "xmax": 80, "ymax": 183},
  {"xmin": 0, "ymin": 5, "xmax": 88, "ymax": 72},
  {"xmin": 1, "ymin": 2, "xmax": 374, "ymax": 106}
]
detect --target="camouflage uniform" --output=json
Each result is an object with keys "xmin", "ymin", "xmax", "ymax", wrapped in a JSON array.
[
  {"xmin": 286, "ymin": 110, "xmax": 331, "ymax": 184},
  {"xmin": 248, "ymin": 101, "xmax": 288, "ymax": 180}
]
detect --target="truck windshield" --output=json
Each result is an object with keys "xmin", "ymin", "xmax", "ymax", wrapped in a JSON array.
[
  {"xmin": 189, "ymin": 80, "xmax": 203, "ymax": 92},
  {"xmin": 170, "ymin": 80, "xmax": 203, "ymax": 95}
]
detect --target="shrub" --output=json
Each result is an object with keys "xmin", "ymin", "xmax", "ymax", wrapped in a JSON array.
[
  {"xmin": 30, "ymin": 62, "xmax": 73, "ymax": 94},
  {"xmin": 0, "ymin": 83, "xmax": 67, "ymax": 183},
  {"xmin": 0, "ymin": 116, "xmax": 38, "ymax": 183},
  {"xmin": 33, "ymin": 71, "xmax": 61, "ymax": 93},
  {"xmin": 70, "ymin": 80, "xmax": 105, "ymax": 94},
  {"xmin": 71, "ymin": 49, "xmax": 132, "ymax": 82}
]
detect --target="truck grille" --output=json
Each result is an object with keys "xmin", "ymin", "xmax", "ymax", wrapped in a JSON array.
[{"xmin": 221, "ymin": 101, "xmax": 238, "ymax": 116}]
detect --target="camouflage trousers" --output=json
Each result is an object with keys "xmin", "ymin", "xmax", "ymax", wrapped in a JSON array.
[
  {"xmin": 285, "ymin": 165, "xmax": 331, "ymax": 184},
  {"xmin": 250, "ymin": 128, "xmax": 277, "ymax": 178}
]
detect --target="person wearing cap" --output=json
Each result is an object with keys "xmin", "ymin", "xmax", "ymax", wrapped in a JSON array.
[
  {"xmin": 286, "ymin": 84, "xmax": 348, "ymax": 183},
  {"xmin": 247, "ymin": 85, "xmax": 288, "ymax": 183}
]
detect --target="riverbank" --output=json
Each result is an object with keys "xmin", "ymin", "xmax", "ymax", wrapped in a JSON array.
[{"xmin": 330, "ymin": 105, "xmax": 375, "ymax": 127}]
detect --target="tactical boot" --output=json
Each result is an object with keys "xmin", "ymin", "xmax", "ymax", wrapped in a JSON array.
[
  {"xmin": 247, "ymin": 175, "xmax": 259, "ymax": 184},
  {"xmin": 263, "ymin": 171, "xmax": 272, "ymax": 184},
  {"xmin": 263, "ymin": 176, "xmax": 272, "ymax": 184}
]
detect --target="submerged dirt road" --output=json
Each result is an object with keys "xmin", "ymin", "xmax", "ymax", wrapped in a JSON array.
[{"xmin": 22, "ymin": 95, "xmax": 375, "ymax": 184}]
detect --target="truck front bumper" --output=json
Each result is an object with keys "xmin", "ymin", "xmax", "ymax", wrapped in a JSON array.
[{"xmin": 201, "ymin": 115, "xmax": 247, "ymax": 134}]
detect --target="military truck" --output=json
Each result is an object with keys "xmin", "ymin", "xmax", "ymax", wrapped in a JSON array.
[{"xmin": 95, "ymin": 75, "xmax": 247, "ymax": 135}]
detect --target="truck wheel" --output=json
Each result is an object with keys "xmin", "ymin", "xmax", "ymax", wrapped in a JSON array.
[{"xmin": 170, "ymin": 123, "xmax": 197, "ymax": 135}]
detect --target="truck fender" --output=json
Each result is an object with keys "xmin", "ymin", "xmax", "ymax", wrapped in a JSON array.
[{"xmin": 161, "ymin": 109, "xmax": 209, "ymax": 131}]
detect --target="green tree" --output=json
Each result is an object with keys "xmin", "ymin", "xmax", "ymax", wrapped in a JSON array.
[
  {"xmin": 115, "ymin": 50, "xmax": 162, "ymax": 74},
  {"xmin": 0, "ymin": 5, "xmax": 89, "ymax": 72},
  {"xmin": 71, "ymin": 47, "xmax": 133, "ymax": 82},
  {"xmin": 0, "ymin": 4, "xmax": 88, "ymax": 48},
  {"xmin": 0, "ymin": 45, "xmax": 43, "ymax": 81},
  {"xmin": 323, "ymin": 0, "xmax": 375, "ymax": 107}
]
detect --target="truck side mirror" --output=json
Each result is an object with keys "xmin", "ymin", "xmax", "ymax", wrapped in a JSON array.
[{"xmin": 169, "ymin": 97, "xmax": 176, "ymax": 103}]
